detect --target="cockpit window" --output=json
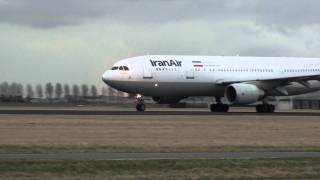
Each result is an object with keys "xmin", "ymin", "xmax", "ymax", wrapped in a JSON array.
[{"xmin": 111, "ymin": 66, "xmax": 129, "ymax": 71}]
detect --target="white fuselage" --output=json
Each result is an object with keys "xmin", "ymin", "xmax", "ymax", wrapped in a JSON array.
[{"xmin": 102, "ymin": 55, "xmax": 320, "ymax": 104}]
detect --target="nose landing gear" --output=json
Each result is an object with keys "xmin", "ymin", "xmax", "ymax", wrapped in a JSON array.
[{"xmin": 136, "ymin": 94, "xmax": 146, "ymax": 112}]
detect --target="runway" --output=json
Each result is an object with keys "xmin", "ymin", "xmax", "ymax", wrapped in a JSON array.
[
  {"xmin": 1, "ymin": 152, "xmax": 320, "ymax": 161},
  {"xmin": 0, "ymin": 109, "xmax": 320, "ymax": 116},
  {"xmin": 0, "ymin": 106, "xmax": 319, "ymax": 162}
]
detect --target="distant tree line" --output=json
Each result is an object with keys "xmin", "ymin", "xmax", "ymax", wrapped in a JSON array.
[
  {"xmin": 0, "ymin": 82, "xmax": 24, "ymax": 102},
  {"xmin": 0, "ymin": 82, "xmax": 127, "ymax": 103}
]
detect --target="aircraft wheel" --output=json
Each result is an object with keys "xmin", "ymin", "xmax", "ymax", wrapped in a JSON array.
[
  {"xmin": 210, "ymin": 104, "xmax": 229, "ymax": 112},
  {"xmin": 136, "ymin": 103, "xmax": 146, "ymax": 112},
  {"xmin": 269, "ymin": 104, "xmax": 275, "ymax": 113},
  {"xmin": 210, "ymin": 104, "xmax": 216, "ymax": 112},
  {"xmin": 223, "ymin": 104, "xmax": 230, "ymax": 112},
  {"xmin": 256, "ymin": 104, "xmax": 275, "ymax": 113}
]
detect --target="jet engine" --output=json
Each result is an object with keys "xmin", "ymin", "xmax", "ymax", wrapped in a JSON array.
[
  {"xmin": 152, "ymin": 97, "xmax": 185, "ymax": 104},
  {"xmin": 225, "ymin": 83, "xmax": 265, "ymax": 104}
]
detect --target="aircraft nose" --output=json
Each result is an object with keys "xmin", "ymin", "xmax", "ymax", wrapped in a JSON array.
[{"xmin": 102, "ymin": 70, "xmax": 113, "ymax": 83}]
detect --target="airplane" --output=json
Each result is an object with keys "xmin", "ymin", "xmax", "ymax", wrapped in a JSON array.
[{"xmin": 102, "ymin": 55, "xmax": 320, "ymax": 113}]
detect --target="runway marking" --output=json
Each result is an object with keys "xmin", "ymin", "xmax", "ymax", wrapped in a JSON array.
[
  {"xmin": 0, "ymin": 110, "xmax": 320, "ymax": 116},
  {"xmin": 1, "ymin": 152, "xmax": 320, "ymax": 161}
]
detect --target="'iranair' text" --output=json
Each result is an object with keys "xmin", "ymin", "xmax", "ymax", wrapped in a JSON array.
[{"xmin": 150, "ymin": 60, "xmax": 182, "ymax": 67}]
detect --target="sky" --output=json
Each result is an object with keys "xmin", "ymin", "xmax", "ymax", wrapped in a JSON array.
[{"xmin": 1, "ymin": 0, "xmax": 320, "ymax": 88}]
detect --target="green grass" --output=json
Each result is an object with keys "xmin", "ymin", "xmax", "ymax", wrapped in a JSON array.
[
  {"xmin": 0, "ymin": 158, "xmax": 320, "ymax": 180},
  {"xmin": 1, "ymin": 144, "xmax": 320, "ymax": 154}
]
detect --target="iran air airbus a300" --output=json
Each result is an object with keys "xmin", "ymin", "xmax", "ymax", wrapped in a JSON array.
[{"xmin": 102, "ymin": 55, "xmax": 320, "ymax": 113}]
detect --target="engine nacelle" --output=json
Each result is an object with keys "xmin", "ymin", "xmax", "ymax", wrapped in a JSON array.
[
  {"xmin": 225, "ymin": 83, "xmax": 265, "ymax": 104},
  {"xmin": 152, "ymin": 97, "xmax": 185, "ymax": 104}
]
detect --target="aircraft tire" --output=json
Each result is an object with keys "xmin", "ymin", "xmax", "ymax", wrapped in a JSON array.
[
  {"xmin": 256, "ymin": 104, "xmax": 275, "ymax": 113},
  {"xmin": 136, "ymin": 103, "xmax": 146, "ymax": 112},
  {"xmin": 210, "ymin": 104, "xmax": 229, "ymax": 112}
]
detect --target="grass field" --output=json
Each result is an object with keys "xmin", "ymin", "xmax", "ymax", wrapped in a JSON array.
[
  {"xmin": 1, "ymin": 113, "xmax": 320, "ymax": 179},
  {"xmin": 1, "ymin": 158, "xmax": 320, "ymax": 180}
]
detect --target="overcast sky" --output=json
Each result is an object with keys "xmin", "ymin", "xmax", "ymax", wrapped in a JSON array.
[{"xmin": 1, "ymin": 0, "xmax": 320, "ymax": 88}]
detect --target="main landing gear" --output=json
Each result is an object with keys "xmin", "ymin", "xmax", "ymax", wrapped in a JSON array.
[
  {"xmin": 256, "ymin": 98, "xmax": 275, "ymax": 113},
  {"xmin": 210, "ymin": 97, "xmax": 229, "ymax": 112},
  {"xmin": 136, "ymin": 94, "xmax": 146, "ymax": 112},
  {"xmin": 256, "ymin": 104, "xmax": 275, "ymax": 113}
]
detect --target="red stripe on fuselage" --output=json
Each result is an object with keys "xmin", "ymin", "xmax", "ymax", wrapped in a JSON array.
[{"xmin": 193, "ymin": 64, "xmax": 203, "ymax": 67}]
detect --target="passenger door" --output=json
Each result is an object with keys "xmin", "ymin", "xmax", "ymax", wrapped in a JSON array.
[
  {"xmin": 185, "ymin": 63, "xmax": 194, "ymax": 79},
  {"xmin": 143, "ymin": 63, "xmax": 153, "ymax": 79}
]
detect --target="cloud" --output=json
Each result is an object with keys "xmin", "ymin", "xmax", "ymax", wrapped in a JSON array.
[
  {"xmin": 0, "ymin": 0, "xmax": 114, "ymax": 27},
  {"xmin": 252, "ymin": 0, "xmax": 320, "ymax": 27},
  {"xmin": 1, "ymin": 18, "xmax": 320, "ymax": 86},
  {"xmin": 0, "ymin": 0, "xmax": 320, "ymax": 87},
  {"xmin": 0, "ymin": 0, "xmax": 320, "ymax": 28}
]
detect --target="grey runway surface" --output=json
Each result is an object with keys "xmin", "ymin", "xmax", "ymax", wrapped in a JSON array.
[
  {"xmin": 0, "ymin": 109, "xmax": 320, "ymax": 116},
  {"xmin": 1, "ymin": 107, "xmax": 319, "ymax": 162},
  {"xmin": 1, "ymin": 152, "xmax": 320, "ymax": 161}
]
